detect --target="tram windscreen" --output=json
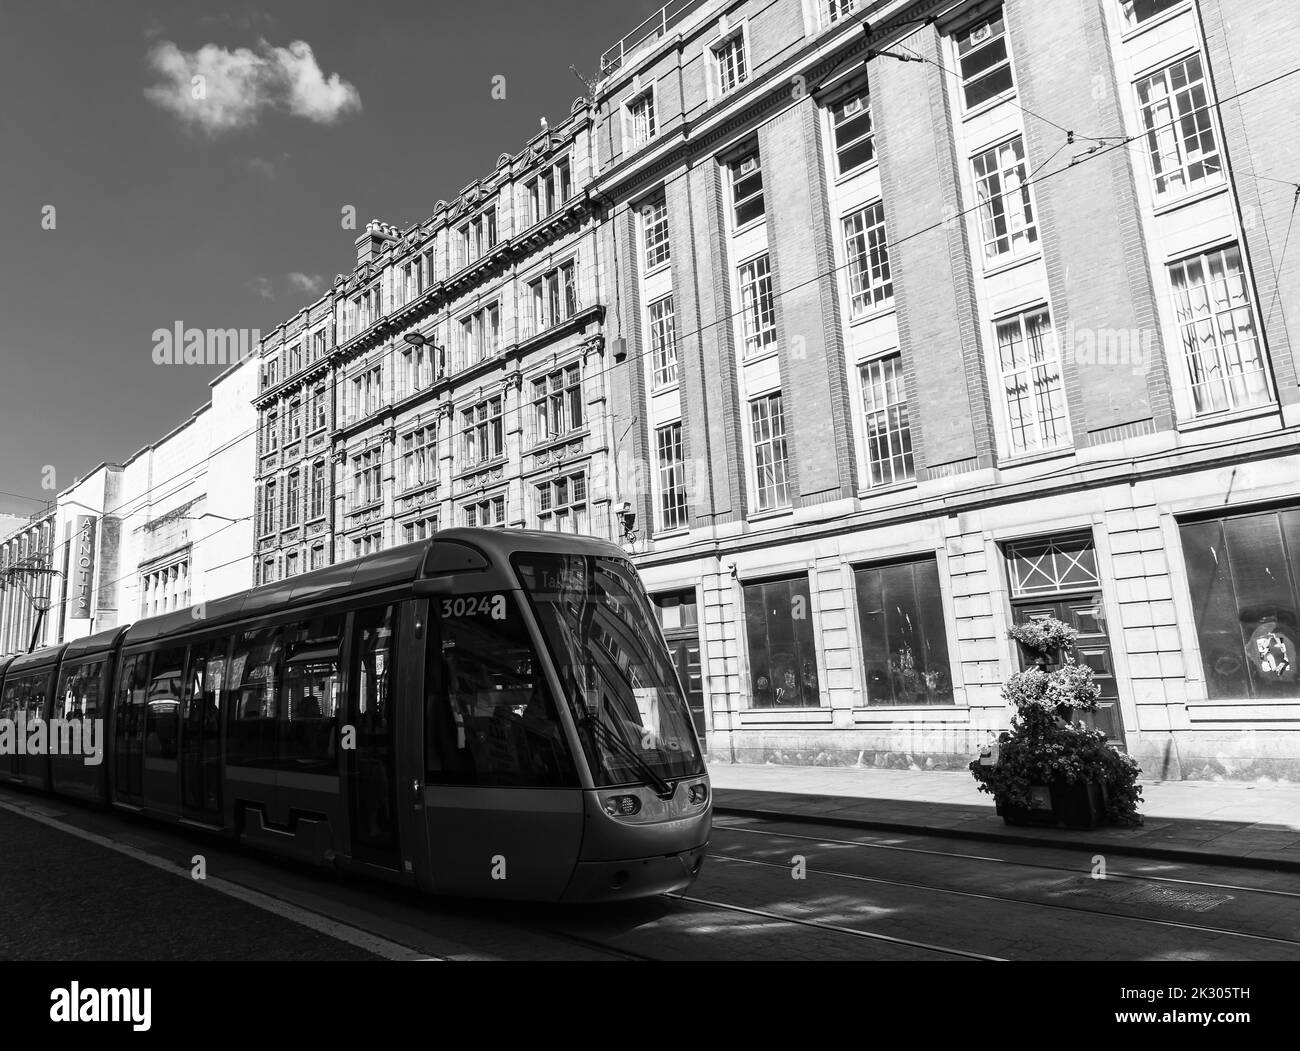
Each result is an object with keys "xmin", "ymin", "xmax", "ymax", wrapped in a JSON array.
[{"xmin": 513, "ymin": 552, "xmax": 705, "ymax": 789}]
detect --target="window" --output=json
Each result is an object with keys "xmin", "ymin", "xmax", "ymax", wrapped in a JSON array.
[
  {"xmin": 461, "ymin": 396, "xmax": 504, "ymax": 467},
  {"xmin": 738, "ymin": 255, "xmax": 777, "ymax": 357},
  {"xmin": 228, "ymin": 627, "xmax": 281, "ymax": 767},
  {"xmin": 145, "ymin": 647, "xmax": 185, "ymax": 760},
  {"xmin": 750, "ymin": 393, "xmax": 791, "ymax": 511},
  {"xmin": 458, "ymin": 302, "xmax": 500, "ymax": 366},
  {"xmin": 352, "ymin": 365, "xmax": 383, "ymax": 420},
  {"xmin": 972, "ymin": 136, "xmax": 1038, "ymax": 263},
  {"xmin": 536, "ymin": 472, "xmax": 588, "ymax": 534},
  {"xmin": 309, "ymin": 383, "xmax": 327, "ymax": 432},
  {"xmin": 1121, "ymin": 0, "xmax": 1184, "ymax": 29},
  {"xmin": 402, "ymin": 425, "xmax": 436, "ymax": 491},
  {"xmin": 642, "ymin": 193, "xmax": 671, "ymax": 270},
  {"xmin": 744, "ymin": 576, "xmax": 819, "ymax": 707},
  {"xmin": 844, "ymin": 201, "xmax": 893, "ymax": 315},
  {"xmin": 713, "ymin": 30, "xmax": 748, "ymax": 95},
  {"xmin": 1136, "ymin": 55, "xmax": 1222, "ymax": 199},
  {"xmin": 286, "ymin": 471, "xmax": 301, "ymax": 527},
  {"xmin": 310, "ymin": 460, "xmax": 325, "ymax": 519},
  {"xmin": 996, "ymin": 307, "xmax": 1069, "ymax": 455},
  {"xmin": 309, "ymin": 545, "xmax": 325, "ymax": 570},
  {"xmin": 956, "ymin": 7, "xmax": 1013, "ymax": 109},
  {"xmin": 730, "ymin": 152, "xmax": 764, "ymax": 227},
  {"xmin": 1179, "ymin": 508, "xmax": 1300, "ymax": 701},
  {"xmin": 281, "ymin": 614, "xmax": 343, "ymax": 772},
  {"xmin": 860, "ymin": 355, "xmax": 914, "ymax": 487},
  {"xmin": 529, "ymin": 261, "xmax": 578, "ymax": 335},
  {"xmin": 288, "ymin": 399, "xmax": 302, "ymax": 443},
  {"xmin": 830, "ymin": 91, "xmax": 874, "ymax": 174},
  {"xmin": 261, "ymin": 558, "xmax": 276, "ymax": 584},
  {"xmin": 628, "ymin": 89, "xmax": 656, "ymax": 148},
  {"xmin": 425, "ymin": 590, "xmax": 577, "ymax": 787},
  {"xmin": 825, "ymin": 0, "xmax": 859, "ymax": 25},
  {"xmin": 464, "ymin": 495, "xmax": 506, "ymax": 527},
  {"xmin": 265, "ymin": 410, "xmax": 279, "ymax": 453},
  {"xmin": 312, "ymin": 330, "xmax": 326, "ymax": 361},
  {"xmin": 459, "ymin": 209, "xmax": 498, "ymax": 267},
  {"xmin": 656, "ymin": 423, "xmax": 689, "ymax": 531},
  {"xmin": 531, "ymin": 364, "xmax": 584, "ymax": 444},
  {"xmin": 403, "ymin": 516, "xmax": 438, "ymax": 544},
  {"xmin": 1168, "ymin": 244, "xmax": 1269, "ymax": 415},
  {"xmin": 140, "ymin": 559, "xmax": 191, "ymax": 618},
  {"xmin": 648, "ymin": 297, "xmax": 678, "ymax": 388},
  {"xmin": 526, "ymin": 159, "xmax": 572, "ymax": 225},
  {"xmin": 1007, "ymin": 535, "xmax": 1100, "ymax": 596},
  {"xmin": 285, "ymin": 551, "xmax": 299, "ymax": 577},
  {"xmin": 351, "ymin": 449, "xmax": 382, "ymax": 509},
  {"xmin": 260, "ymin": 481, "xmax": 276, "ymax": 535},
  {"xmin": 854, "ymin": 558, "xmax": 953, "ymax": 705},
  {"xmin": 351, "ymin": 532, "xmax": 382, "ymax": 559}
]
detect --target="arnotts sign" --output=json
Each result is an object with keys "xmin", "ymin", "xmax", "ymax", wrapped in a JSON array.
[{"xmin": 71, "ymin": 515, "xmax": 97, "ymax": 619}]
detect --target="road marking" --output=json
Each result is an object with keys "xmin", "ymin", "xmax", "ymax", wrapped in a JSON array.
[{"xmin": 0, "ymin": 798, "xmax": 440, "ymax": 961}]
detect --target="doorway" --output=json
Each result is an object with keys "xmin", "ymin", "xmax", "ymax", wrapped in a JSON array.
[
  {"xmin": 653, "ymin": 590, "xmax": 706, "ymax": 751},
  {"xmin": 1006, "ymin": 535, "xmax": 1127, "ymax": 748}
]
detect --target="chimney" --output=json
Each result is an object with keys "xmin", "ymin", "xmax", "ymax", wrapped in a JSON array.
[{"xmin": 355, "ymin": 219, "xmax": 398, "ymax": 265}]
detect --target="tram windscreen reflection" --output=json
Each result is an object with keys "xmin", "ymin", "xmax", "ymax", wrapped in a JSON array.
[{"xmin": 513, "ymin": 551, "xmax": 705, "ymax": 788}]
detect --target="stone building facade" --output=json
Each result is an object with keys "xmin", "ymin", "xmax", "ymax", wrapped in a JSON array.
[{"xmin": 590, "ymin": 0, "xmax": 1300, "ymax": 779}]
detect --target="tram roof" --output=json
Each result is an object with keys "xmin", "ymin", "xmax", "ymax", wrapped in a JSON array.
[
  {"xmin": 119, "ymin": 528, "xmax": 629, "ymax": 648},
  {"xmin": 5, "ymin": 643, "xmax": 67, "ymax": 675}
]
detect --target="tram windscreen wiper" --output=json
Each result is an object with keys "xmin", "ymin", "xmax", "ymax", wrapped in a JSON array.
[{"xmin": 585, "ymin": 714, "xmax": 673, "ymax": 798}]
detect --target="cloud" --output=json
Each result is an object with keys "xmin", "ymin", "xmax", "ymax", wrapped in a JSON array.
[
  {"xmin": 287, "ymin": 272, "xmax": 325, "ymax": 295},
  {"xmin": 251, "ymin": 276, "xmax": 275, "ymax": 300},
  {"xmin": 144, "ymin": 38, "xmax": 361, "ymax": 135},
  {"xmin": 245, "ymin": 156, "xmax": 278, "ymax": 178}
]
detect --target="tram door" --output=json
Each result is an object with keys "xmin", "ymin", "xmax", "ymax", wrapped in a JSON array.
[
  {"xmin": 346, "ymin": 604, "xmax": 402, "ymax": 869},
  {"xmin": 181, "ymin": 637, "xmax": 226, "ymax": 825},
  {"xmin": 142, "ymin": 645, "xmax": 186, "ymax": 814}
]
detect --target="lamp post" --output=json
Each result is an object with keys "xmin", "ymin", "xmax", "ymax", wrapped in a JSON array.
[{"xmin": 403, "ymin": 331, "xmax": 446, "ymax": 378}]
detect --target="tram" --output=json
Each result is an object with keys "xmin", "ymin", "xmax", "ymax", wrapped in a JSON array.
[{"xmin": 0, "ymin": 529, "xmax": 711, "ymax": 902}]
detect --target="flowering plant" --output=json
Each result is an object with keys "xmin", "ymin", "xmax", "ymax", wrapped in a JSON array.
[
  {"xmin": 971, "ymin": 651, "xmax": 1143, "ymax": 825},
  {"xmin": 1007, "ymin": 617, "xmax": 1078, "ymax": 656}
]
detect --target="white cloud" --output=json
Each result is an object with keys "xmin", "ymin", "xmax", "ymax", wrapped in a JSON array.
[
  {"xmin": 287, "ymin": 272, "xmax": 325, "ymax": 295},
  {"xmin": 144, "ymin": 38, "xmax": 361, "ymax": 135},
  {"xmin": 251, "ymin": 276, "xmax": 275, "ymax": 300}
]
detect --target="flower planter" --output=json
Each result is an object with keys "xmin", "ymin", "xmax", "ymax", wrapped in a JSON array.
[{"xmin": 996, "ymin": 781, "xmax": 1106, "ymax": 830}]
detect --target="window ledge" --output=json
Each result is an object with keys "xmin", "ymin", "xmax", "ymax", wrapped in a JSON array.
[
  {"xmin": 857, "ymin": 478, "xmax": 918, "ymax": 500},
  {"xmin": 644, "ymin": 261, "xmax": 672, "ymax": 280},
  {"xmin": 997, "ymin": 446, "xmax": 1075, "ymax": 470},
  {"xmin": 960, "ymin": 89, "xmax": 1018, "ymax": 123},
  {"xmin": 852, "ymin": 706, "xmax": 969, "ymax": 723},
  {"xmin": 1176, "ymin": 401, "xmax": 1279, "ymax": 433},
  {"xmin": 748, "ymin": 507, "xmax": 794, "ymax": 523},
  {"xmin": 651, "ymin": 527, "xmax": 691, "ymax": 541},
  {"xmin": 983, "ymin": 250, "xmax": 1043, "ymax": 279},
  {"xmin": 741, "ymin": 347, "xmax": 781, "ymax": 367},
  {"xmin": 1151, "ymin": 180, "xmax": 1228, "ymax": 217},
  {"xmin": 732, "ymin": 216, "xmax": 766, "ymax": 237},
  {"xmin": 848, "ymin": 303, "xmax": 896, "ymax": 327},
  {"xmin": 650, "ymin": 380, "xmax": 681, "ymax": 396},
  {"xmin": 739, "ymin": 707, "xmax": 833, "ymax": 724},
  {"xmin": 1120, "ymin": 2, "xmax": 1193, "ymax": 42}
]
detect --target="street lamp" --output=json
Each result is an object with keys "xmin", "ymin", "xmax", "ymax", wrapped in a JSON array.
[{"xmin": 403, "ymin": 331, "xmax": 446, "ymax": 377}]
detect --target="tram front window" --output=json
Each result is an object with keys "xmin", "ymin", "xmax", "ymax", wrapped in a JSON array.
[{"xmin": 513, "ymin": 551, "xmax": 705, "ymax": 789}]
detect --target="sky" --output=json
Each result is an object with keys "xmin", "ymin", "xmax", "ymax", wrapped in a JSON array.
[{"xmin": 0, "ymin": 0, "xmax": 666, "ymax": 517}]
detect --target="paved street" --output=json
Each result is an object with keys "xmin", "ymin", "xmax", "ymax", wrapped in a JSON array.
[{"xmin": 2, "ymin": 788, "xmax": 1297, "ymax": 962}]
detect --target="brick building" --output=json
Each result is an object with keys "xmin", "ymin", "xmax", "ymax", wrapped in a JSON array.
[
  {"xmin": 0, "ymin": 510, "xmax": 56, "ymax": 657},
  {"xmin": 591, "ymin": 0, "xmax": 1300, "ymax": 779},
  {"xmin": 253, "ymin": 100, "xmax": 617, "ymax": 582}
]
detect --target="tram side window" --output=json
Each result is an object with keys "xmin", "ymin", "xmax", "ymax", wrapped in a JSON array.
[
  {"xmin": 282, "ymin": 614, "xmax": 343, "ymax": 774},
  {"xmin": 229, "ymin": 627, "xmax": 283, "ymax": 768},
  {"xmin": 0, "ymin": 675, "xmax": 27, "ymax": 724},
  {"xmin": 114, "ymin": 654, "xmax": 150, "ymax": 799},
  {"xmin": 57, "ymin": 660, "xmax": 104, "ymax": 721},
  {"xmin": 356, "ymin": 605, "xmax": 396, "ymax": 725},
  {"xmin": 145, "ymin": 647, "xmax": 185, "ymax": 760},
  {"xmin": 426, "ymin": 593, "xmax": 577, "ymax": 787}
]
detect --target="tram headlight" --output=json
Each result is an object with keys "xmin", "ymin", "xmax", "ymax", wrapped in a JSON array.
[
  {"xmin": 603, "ymin": 794, "xmax": 641, "ymax": 816},
  {"xmin": 688, "ymin": 783, "xmax": 709, "ymax": 806}
]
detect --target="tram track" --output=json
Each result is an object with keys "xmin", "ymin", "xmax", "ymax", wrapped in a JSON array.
[
  {"xmin": 713, "ymin": 820, "xmax": 1300, "ymax": 902},
  {"xmin": 705, "ymin": 824, "xmax": 1300, "ymax": 954}
]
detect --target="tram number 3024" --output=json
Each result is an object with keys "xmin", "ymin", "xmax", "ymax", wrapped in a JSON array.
[{"xmin": 440, "ymin": 594, "xmax": 508, "ymax": 620}]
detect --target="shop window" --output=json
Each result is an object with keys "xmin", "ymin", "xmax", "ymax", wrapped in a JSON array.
[
  {"xmin": 854, "ymin": 558, "xmax": 954, "ymax": 705},
  {"xmin": 743, "ymin": 576, "xmax": 820, "ymax": 707}
]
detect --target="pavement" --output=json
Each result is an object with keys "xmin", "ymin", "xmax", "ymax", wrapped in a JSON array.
[{"xmin": 706, "ymin": 760, "xmax": 1300, "ymax": 872}]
